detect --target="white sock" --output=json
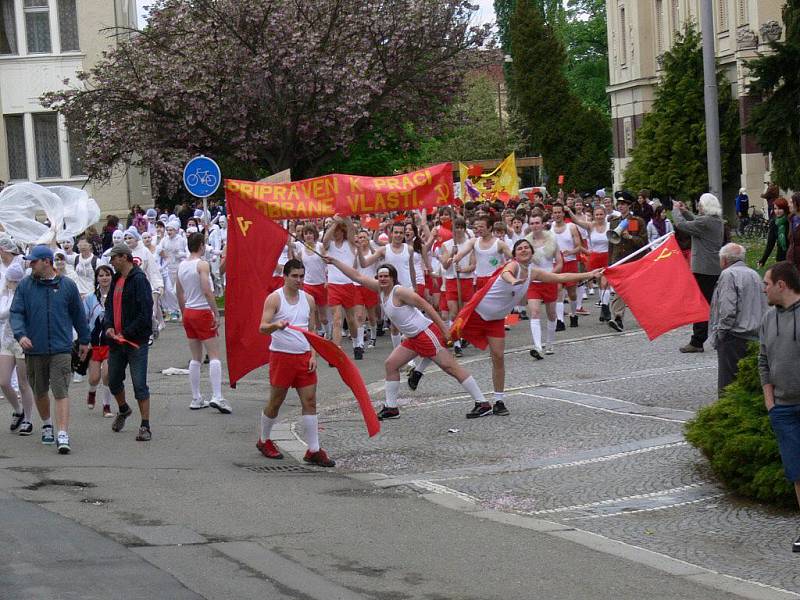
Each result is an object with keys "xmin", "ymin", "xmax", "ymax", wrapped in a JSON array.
[
  {"xmin": 260, "ymin": 413, "xmax": 276, "ymax": 442},
  {"xmin": 547, "ymin": 319, "xmax": 556, "ymax": 343},
  {"xmin": 415, "ymin": 358, "xmax": 433, "ymax": 373},
  {"xmin": 530, "ymin": 318, "xmax": 542, "ymax": 348},
  {"xmin": 385, "ymin": 380, "xmax": 400, "ymax": 408},
  {"xmin": 11, "ymin": 367, "xmax": 18, "ymax": 392},
  {"xmin": 601, "ymin": 289, "xmax": 611, "ymax": 305},
  {"xmin": 576, "ymin": 287, "xmax": 585, "ymax": 309},
  {"xmin": 324, "ymin": 322, "xmax": 332, "ymax": 338},
  {"xmin": 494, "ymin": 391, "xmax": 505, "ymax": 403},
  {"xmin": 303, "ymin": 414, "xmax": 320, "ymax": 452},
  {"xmin": 460, "ymin": 375, "xmax": 487, "ymax": 403},
  {"xmin": 569, "ymin": 300, "xmax": 577, "ymax": 315},
  {"xmin": 88, "ymin": 384, "xmax": 98, "ymax": 393},
  {"xmin": 390, "ymin": 334, "xmax": 401, "ymax": 348},
  {"xmin": 209, "ymin": 359, "xmax": 222, "ymax": 399},
  {"xmin": 556, "ymin": 302, "xmax": 564, "ymax": 321},
  {"xmin": 189, "ymin": 360, "xmax": 202, "ymax": 399},
  {"xmin": 357, "ymin": 326, "xmax": 365, "ymax": 347},
  {"xmin": 102, "ymin": 385, "xmax": 112, "ymax": 407}
]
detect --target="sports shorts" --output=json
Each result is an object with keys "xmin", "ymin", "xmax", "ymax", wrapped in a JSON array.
[
  {"xmin": 401, "ymin": 324, "xmax": 447, "ymax": 358},
  {"xmin": 327, "ymin": 283, "xmax": 357, "ymax": 308},
  {"xmin": 183, "ymin": 307, "xmax": 217, "ymax": 341},
  {"xmin": 269, "ymin": 351, "xmax": 317, "ymax": 390}
]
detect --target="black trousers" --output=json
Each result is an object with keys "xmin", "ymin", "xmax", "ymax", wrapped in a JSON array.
[
  {"xmin": 690, "ymin": 273, "xmax": 719, "ymax": 348},
  {"xmin": 717, "ymin": 334, "xmax": 750, "ymax": 396}
]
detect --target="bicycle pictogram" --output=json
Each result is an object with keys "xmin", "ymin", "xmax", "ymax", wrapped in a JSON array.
[{"xmin": 186, "ymin": 169, "xmax": 217, "ymax": 189}]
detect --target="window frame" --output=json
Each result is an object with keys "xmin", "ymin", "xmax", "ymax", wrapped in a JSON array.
[{"xmin": 23, "ymin": 0, "xmax": 51, "ymax": 54}]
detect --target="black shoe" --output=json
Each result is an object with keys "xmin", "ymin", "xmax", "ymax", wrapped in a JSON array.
[
  {"xmin": 466, "ymin": 402, "xmax": 492, "ymax": 419},
  {"xmin": 454, "ymin": 345, "xmax": 463, "ymax": 357},
  {"xmin": 111, "ymin": 405, "xmax": 133, "ymax": 432},
  {"xmin": 10, "ymin": 412, "xmax": 24, "ymax": 432},
  {"xmin": 408, "ymin": 369, "xmax": 424, "ymax": 391},
  {"xmin": 203, "ymin": 354, "xmax": 210, "ymax": 364},
  {"xmin": 520, "ymin": 311, "xmax": 529, "ymax": 320},
  {"xmin": 461, "ymin": 339, "xmax": 470, "ymax": 348},
  {"xmin": 377, "ymin": 405, "xmax": 400, "ymax": 421},
  {"xmin": 793, "ymin": 535, "xmax": 800, "ymax": 553},
  {"xmin": 376, "ymin": 323, "xmax": 385, "ymax": 337},
  {"xmin": 354, "ymin": 346, "xmax": 364, "ymax": 360},
  {"xmin": 569, "ymin": 315, "xmax": 579, "ymax": 328},
  {"xmin": 529, "ymin": 347, "xmax": 544, "ymax": 360},
  {"xmin": 492, "ymin": 401, "xmax": 509, "ymax": 416},
  {"xmin": 609, "ymin": 317, "xmax": 624, "ymax": 332},
  {"xmin": 555, "ymin": 320, "xmax": 566, "ymax": 332},
  {"xmin": 599, "ymin": 304, "xmax": 611, "ymax": 322}
]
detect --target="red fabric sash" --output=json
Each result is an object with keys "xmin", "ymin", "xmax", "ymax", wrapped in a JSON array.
[{"xmin": 450, "ymin": 263, "xmax": 507, "ymax": 340}]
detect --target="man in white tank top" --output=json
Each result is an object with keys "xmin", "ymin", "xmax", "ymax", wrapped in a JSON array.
[
  {"xmin": 322, "ymin": 216, "xmax": 362, "ymax": 359},
  {"xmin": 257, "ymin": 259, "xmax": 334, "ymax": 467},
  {"xmin": 176, "ymin": 232, "xmax": 229, "ymax": 414},
  {"xmin": 451, "ymin": 215, "xmax": 511, "ymax": 290},
  {"xmin": 551, "ymin": 203, "xmax": 584, "ymax": 329},
  {"xmin": 439, "ymin": 218, "xmax": 475, "ymax": 356},
  {"xmin": 325, "ymin": 256, "xmax": 489, "ymax": 422},
  {"xmin": 298, "ymin": 225, "xmax": 329, "ymax": 339}
]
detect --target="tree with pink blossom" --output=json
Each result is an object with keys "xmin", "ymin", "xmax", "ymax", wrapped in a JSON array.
[{"xmin": 42, "ymin": 0, "xmax": 489, "ymax": 192}]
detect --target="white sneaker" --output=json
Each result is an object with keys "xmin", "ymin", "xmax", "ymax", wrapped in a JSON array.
[
  {"xmin": 72, "ymin": 373, "xmax": 84, "ymax": 383},
  {"xmin": 189, "ymin": 397, "xmax": 209, "ymax": 410},
  {"xmin": 545, "ymin": 344, "xmax": 555, "ymax": 355},
  {"xmin": 56, "ymin": 431, "xmax": 71, "ymax": 454},
  {"xmin": 588, "ymin": 288, "xmax": 595, "ymax": 296},
  {"xmin": 209, "ymin": 397, "xmax": 232, "ymax": 414}
]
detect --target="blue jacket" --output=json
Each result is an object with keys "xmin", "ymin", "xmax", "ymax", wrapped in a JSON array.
[{"xmin": 10, "ymin": 274, "xmax": 89, "ymax": 355}]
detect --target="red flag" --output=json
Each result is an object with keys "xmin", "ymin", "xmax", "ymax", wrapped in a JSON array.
[
  {"xmin": 450, "ymin": 264, "xmax": 506, "ymax": 349},
  {"xmin": 288, "ymin": 326, "xmax": 380, "ymax": 437},
  {"xmin": 225, "ymin": 194, "xmax": 288, "ymax": 387},
  {"xmin": 603, "ymin": 235, "xmax": 709, "ymax": 340}
]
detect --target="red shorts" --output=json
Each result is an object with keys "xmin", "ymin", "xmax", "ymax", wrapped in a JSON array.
[
  {"xmin": 459, "ymin": 312, "xmax": 505, "ymax": 350},
  {"xmin": 269, "ymin": 351, "xmax": 317, "ymax": 389},
  {"xmin": 182, "ymin": 307, "xmax": 217, "ymax": 340},
  {"xmin": 588, "ymin": 252, "xmax": 608, "ymax": 271},
  {"xmin": 445, "ymin": 278, "xmax": 475, "ymax": 304},
  {"xmin": 90, "ymin": 345, "xmax": 109, "ymax": 362},
  {"xmin": 561, "ymin": 260, "xmax": 579, "ymax": 288},
  {"xmin": 425, "ymin": 274, "xmax": 435, "ymax": 293},
  {"xmin": 475, "ymin": 276, "xmax": 492, "ymax": 291},
  {"xmin": 431, "ymin": 276, "xmax": 442, "ymax": 295},
  {"xmin": 303, "ymin": 283, "xmax": 327, "ymax": 307},
  {"xmin": 415, "ymin": 283, "xmax": 427, "ymax": 297},
  {"xmin": 327, "ymin": 283, "xmax": 357, "ymax": 308},
  {"xmin": 527, "ymin": 281, "xmax": 558, "ymax": 303},
  {"xmin": 401, "ymin": 324, "xmax": 447, "ymax": 358},
  {"xmin": 356, "ymin": 286, "xmax": 380, "ymax": 308},
  {"xmin": 438, "ymin": 289, "xmax": 449, "ymax": 312}
]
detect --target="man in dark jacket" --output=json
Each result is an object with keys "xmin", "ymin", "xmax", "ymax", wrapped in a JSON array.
[
  {"xmin": 103, "ymin": 244, "xmax": 154, "ymax": 441},
  {"xmin": 10, "ymin": 245, "xmax": 89, "ymax": 454}
]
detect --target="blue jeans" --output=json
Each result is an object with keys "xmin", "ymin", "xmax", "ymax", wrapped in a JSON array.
[{"xmin": 108, "ymin": 344, "xmax": 150, "ymax": 401}]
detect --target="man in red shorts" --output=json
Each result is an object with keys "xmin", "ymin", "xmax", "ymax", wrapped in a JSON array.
[
  {"xmin": 550, "ymin": 203, "xmax": 584, "ymax": 329},
  {"xmin": 439, "ymin": 218, "xmax": 475, "ymax": 357},
  {"xmin": 257, "ymin": 259, "xmax": 334, "ymax": 467},
  {"xmin": 322, "ymin": 216, "xmax": 361, "ymax": 358}
]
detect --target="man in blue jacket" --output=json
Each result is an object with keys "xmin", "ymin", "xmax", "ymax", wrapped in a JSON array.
[{"xmin": 10, "ymin": 245, "xmax": 89, "ymax": 454}]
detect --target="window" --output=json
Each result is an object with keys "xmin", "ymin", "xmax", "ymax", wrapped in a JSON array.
[
  {"xmin": 672, "ymin": 0, "xmax": 680, "ymax": 35},
  {"xmin": 33, "ymin": 113, "xmax": 61, "ymax": 179},
  {"xmin": 24, "ymin": 0, "xmax": 50, "ymax": 54},
  {"xmin": 67, "ymin": 124, "xmax": 85, "ymax": 177},
  {"xmin": 0, "ymin": 0, "xmax": 17, "ymax": 54},
  {"xmin": 718, "ymin": 0, "xmax": 729, "ymax": 31},
  {"xmin": 620, "ymin": 6, "xmax": 627, "ymax": 65},
  {"xmin": 57, "ymin": 0, "xmax": 78, "ymax": 51},
  {"xmin": 5, "ymin": 116, "xmax": 27, "ymax": 180},
  {"xmin": 655, "ymin": 0, "xmax": 665, "ymax": 54}
]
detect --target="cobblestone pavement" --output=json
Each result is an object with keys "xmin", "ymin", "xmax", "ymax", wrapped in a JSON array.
[{"xmin": 299, "ymin": 304, "xmax": 800, "ymax": 596}]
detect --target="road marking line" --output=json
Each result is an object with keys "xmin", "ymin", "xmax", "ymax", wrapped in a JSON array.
[
  {"xmin": 563, "ymin": 494, "xmax": 727, "ymax": 521},
  {"xmin": 407, "ymin": 480, "xmax": 479, "ymax": 504},
  {"xmin": 536, "ymin": 441, "xmax": 689, "ymax": 470},
  {"xmin": 517, "ymin": 392, "xmax": 689, "ymax": 423}
]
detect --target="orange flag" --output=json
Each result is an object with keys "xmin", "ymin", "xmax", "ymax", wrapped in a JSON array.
[{"xmin": 603, "ymin": 235, "xmax": 709, "ymax": 340}]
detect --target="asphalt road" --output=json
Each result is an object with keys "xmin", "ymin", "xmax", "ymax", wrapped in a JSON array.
[{"xmin": 0, "ymin": 302, "xmax": 797, "ymax": 600}]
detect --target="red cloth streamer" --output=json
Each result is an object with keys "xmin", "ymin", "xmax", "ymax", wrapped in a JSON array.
[
  {"xmin": 603, "ymin": 235, "xmax": 709, "ymax": 340},
  {"xmin": 450, "ymin": 264, "xmax": 505, "ymax": 349},
  {"xmin": 288, "ymin": 325, "xmax": 380, "ymax": 437},
  {"xmin": 225, "ymin": 196, "xmax": 289, "ymax": 388}
]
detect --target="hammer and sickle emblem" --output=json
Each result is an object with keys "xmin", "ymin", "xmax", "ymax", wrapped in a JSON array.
[
  {"xmin": 654, "ymin": 247, "xmax": 675, "ymax": 262},
  {"xmin": 435, "ymin": 183, "xmax": 450, "ymax": 204},
  {"xmin": 237, "ymin": 216, "xmax": 253, "ymax": 237}
]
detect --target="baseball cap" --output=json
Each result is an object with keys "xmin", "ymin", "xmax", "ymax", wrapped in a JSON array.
[
  {"xmin": 24, "ymin": 245, "xmax": 54, "ymax": 262},
  {"xmin": 109, "ymin": 243, "xmax": 133, "ymax": 258}
]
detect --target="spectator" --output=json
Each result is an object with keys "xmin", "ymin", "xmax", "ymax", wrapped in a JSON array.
[
  {"xmin": 709, "ymin": 243, "xmax": 766, "ymax": 395},
  {"xmin": 786, "ymin": 192, "xmax": 800, "ymax": 269},
  {"xmin": 735, "ymin": 187, "xmax": 750, "ymax": 234},
  {"xmin": 102, "ymin": 215, "xmax": 120, "ymax": 251},
  {"xmin": 758, "ymin": 260, "xmax": 800, "ymax": 553},
  {"xmin": 10, "ymin": 245, "xmax": 89, "ymax": 454},
  {"xmin": 762, "ymin": 183, "xmax": 780, "ymax": 220},
  {"xmin": 633, "ymin": 189, "xmax": 654, "ymax": 223},
  {"xmin": 758, "ymin": 197, "xmax": 790, "ymax": 268},
  {"xmin": 646, "ymin": 205, "xmax": 674, "ymax": 243},
  {"xmin": 672, "ymin": 193, "xmax": 725, "ymax": 353},
  {"xmin": 84, "ymin": 226, "xmax": 103, "ymax": 257},
  {"xmin": 103, "ymin": 244, "xmax": 154, "ymax": 442}
]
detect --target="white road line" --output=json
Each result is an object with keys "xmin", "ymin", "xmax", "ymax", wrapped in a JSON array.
[
  {"xmin": 517, "ymin": 392, "xmax": 689, "ymax": 423},
  {"xmin": 537, "ymin": 441, "xmax": 689, "ymax": 470},
  {"xmin": 563, "ymin": 494, "xmax": 727, "ymax": 521},
  {"xmin": 408, "ymin": 480, "xmax": 479, "ymax": 504}
]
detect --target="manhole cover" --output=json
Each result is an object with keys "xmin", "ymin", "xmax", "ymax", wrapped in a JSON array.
[{"xmin": 240, "ymin": 465, "xmax": 317, "ymax": 474}]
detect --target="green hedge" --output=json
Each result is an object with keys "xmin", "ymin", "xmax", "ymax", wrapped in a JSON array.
[{"xmin": 685, "ymin": 343, "xmax": 796, "ymax": 506}]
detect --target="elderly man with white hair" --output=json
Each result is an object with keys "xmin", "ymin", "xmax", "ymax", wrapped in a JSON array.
[
  {"xmin": 672, "ymin": 193, "xmax": 726, "ymax": 353},
  {"xmin": 709, "ymin": 243, "xmax": 767, "ymax": 395}
]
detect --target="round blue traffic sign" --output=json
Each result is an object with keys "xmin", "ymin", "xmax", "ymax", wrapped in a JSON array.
[{"xmin": 183, "ymin": 155, "xmax": 221, "ymax": 198}]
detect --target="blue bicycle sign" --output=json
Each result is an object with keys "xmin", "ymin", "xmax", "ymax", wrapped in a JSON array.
[{"xmin": 183, "ymin": 156, "xmax": 221, "ymax": 197}]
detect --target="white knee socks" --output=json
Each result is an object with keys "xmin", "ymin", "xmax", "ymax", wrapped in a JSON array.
[
  {"xmin": 530, "ymin": 318, "xmax": 542, "ymax": 348},
  {"xmin": 303, "ymin": 414, "xmax": 320, "ymax": 452},
  {"xmin": 209, "ymin": 359, "xmax": 222, "ymax": 399},
  {"xmin": 260, "ymin": 413, "xmax": 276, "ymax": 442},
  {"xmin": 385, "ymin": 380, "xmax": 400, "ymax": 408},
  {"xmin": 189, "ymin": 360, "xmax": 201, "ymax": 399},
  {"xmin": 546, "ymin": 319, "xmax": 556, "ymax": 343},
  {"xmin": 601, "ymin": 289, "xmax": 611, "ymax": 305},
  {"xmin": 460, "ymin": 376, "xmax": 486, "ymax": 403},
  {"xmin": 356, "ymin": 326, "xmax": 365, "ymax": 348},
  {"xmin": 576, "ymin": 286, "xmax": 585, "ymax": 309},
  {"xmin": 556, "ymin": 302, "xmax": 564, "ymax": 321}
]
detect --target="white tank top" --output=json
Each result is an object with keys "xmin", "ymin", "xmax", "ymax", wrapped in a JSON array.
[
  {"xmin": 442, "ymin": 238, "xmax": 471, "ymax": 279},
  {"xmin": 300, "ymin": 242, "xmax": 326, "ymax": 285},
  {"xmin": 384, "ymin": 244, "xmax": 413, "ymax": 288},
  {"xmin": 326, "ymin": 240, "xmax": 356, "ymax": 285},
  {"xmin": 474, "ymin": 238, "xmax": 504, "ymax": 277},
  {"xmin": 476, "ymin": 263, "xmax": 529, "ymax": 321},
  {"xmin": 177, "ymin": 258, "xmax": 212, "ymax": 309},
  {"xmin": 269, "ymin": 288, "xmax": 311, "ymax": 354},
  {"xmin": 531, "ymin": 242, "xmax": 556, "ymax": 281},
  {"xmin": 381, "ymin": 285, "xmax": 432, "ymax": 337},
  {"xmin": 358, "ymin": 246, "xmax": 378, "ymax": 284},
  {"xmin": 589, "ymin": 225, "xmax": 609, "ymax": 253},
  {"xmin": 554, "ymin": 224, "xmax": 577, "ymax": 262},
  {"xmin": 412, "ymin": 251, "xmax": 425, "ymax": 285}
]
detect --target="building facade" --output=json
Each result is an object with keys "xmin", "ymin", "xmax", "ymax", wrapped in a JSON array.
[
  {"xmin": 0, "ymin": 0, "xmax": 150, "ymax": 216},
  {"xmin": 606, "ymin": 0, "xmax": 784, "ymax": 205}
]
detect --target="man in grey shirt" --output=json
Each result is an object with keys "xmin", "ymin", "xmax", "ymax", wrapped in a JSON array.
[
  {"xmin": 673, "ymin": 193, "xmax": 725, "ymax": 353},
  {"xmin": 709, "ymin": 243, "xmax": 766, "ymax": 395},
  {"xmin": 759, "ymin": 261, "xmax": 800, "ymax": 552}
]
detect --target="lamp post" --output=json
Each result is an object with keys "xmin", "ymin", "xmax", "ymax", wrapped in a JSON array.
[{"xmin": 700, "ymin": 0, "xmax": 723, "ymax": 203}]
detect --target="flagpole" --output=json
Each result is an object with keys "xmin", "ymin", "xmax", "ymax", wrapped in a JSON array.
[
  {"xmin": 607, "ymin": 232, "xmax": 674, "ymax": 270},
  {"xmin": 280, "ymin": 225, "xmax": 326, "ymax": 259}
]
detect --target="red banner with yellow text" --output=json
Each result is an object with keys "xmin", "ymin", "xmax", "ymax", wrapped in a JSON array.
[{"xmin": 224, "ymin": 164, "xmax": 454, "ymax": 219}]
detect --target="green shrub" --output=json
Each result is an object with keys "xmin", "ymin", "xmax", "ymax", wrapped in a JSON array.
[{"xmin": 685, "ymin": 343, "xmax": 796, "ymax": 506}]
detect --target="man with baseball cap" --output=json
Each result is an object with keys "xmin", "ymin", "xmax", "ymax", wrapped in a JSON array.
[
  {"xmin": 10, "ymin": 244, "xmax": 89, "ymax": 454},
  {"xmin": 606, "ymin": 193, "xmax": 648, "ymax": 332}
]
